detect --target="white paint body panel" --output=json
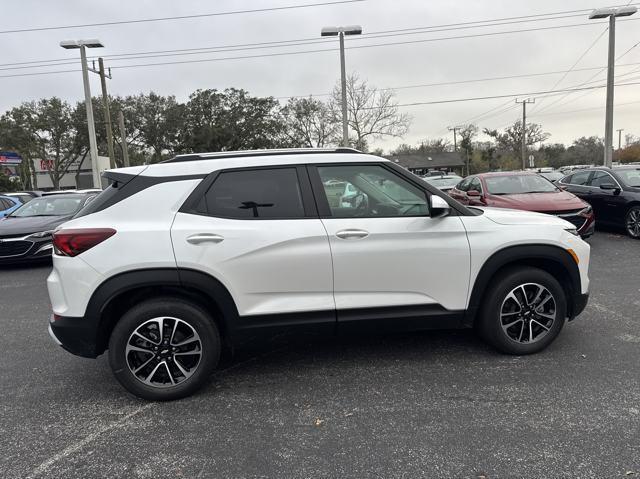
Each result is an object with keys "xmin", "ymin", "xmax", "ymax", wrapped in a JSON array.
[
  {"xmin": 320, "ymin": 216, "xmax": 470, "ymax": 310},
  {"xmin": 171, "ymin": 213, "xmax": 334, "ymax": 316}
]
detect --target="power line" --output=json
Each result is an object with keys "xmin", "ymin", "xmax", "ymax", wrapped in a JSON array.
[
  {"xmin": 1, "ymin": 8, "xmax": 637, "ymax": 70},
  {"xmin": 359, "ymin": 81, "xmax": 640, "ymax": 109},
  {"xmin": 0, "ymin": 0, "xmax": 366, "ymax": 35}
]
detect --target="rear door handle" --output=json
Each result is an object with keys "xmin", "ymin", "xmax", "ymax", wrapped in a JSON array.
[
  {"xmin": 186, "ymin": 233, "xmax": 224, "ymax": 244},
  {"xmin": 335, "ymin": 229, "xmax": 369, "ymax": 240}
]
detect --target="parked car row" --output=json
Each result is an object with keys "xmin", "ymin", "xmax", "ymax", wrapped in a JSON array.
[
  {"xmin": 0, "ymin": 192, "xmax": 97, "ymax": 263},
  {"xmin": 435, "ymin": 165, "xmax": 639, "ymax": 239}
]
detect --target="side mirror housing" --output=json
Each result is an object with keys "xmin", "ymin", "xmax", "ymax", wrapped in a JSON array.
[
  {"xmin": 431, "ymin": 195, "xmax": 450, "ymax": 218},
  {"xmin": 467, "ymin": 190, "xmax": 481, "ymax": 197}
]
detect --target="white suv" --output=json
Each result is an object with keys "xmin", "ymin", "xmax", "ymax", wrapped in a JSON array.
[{"xmin": 47, "ymin": 149, "xmax": 590, "ymax": 400}]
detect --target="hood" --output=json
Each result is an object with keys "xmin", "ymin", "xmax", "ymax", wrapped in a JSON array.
[
  {"xmin": 479, "ymin": 207, "xmax": 574, "ymax": 229},
  {"xmin": 486, "ymin": 190, "xmax": 586, "ymax": 212},
  {"xmin": 0, "ymin": 215, "xmax": 70, "ymax": 237}
]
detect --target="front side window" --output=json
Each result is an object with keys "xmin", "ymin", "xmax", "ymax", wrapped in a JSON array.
[
  {"xmin": 203, "ymin": 168, "xmax": 304, "ymax": 219},
  {"xmin": 589, "ymin": 171, "xmax": 616, "ymax": 188},
  {"xmin": 456, "ymin": 177, "xmax": 472, "ymax": 192},
  {"xmin": 469, "ymin": 177, "xmax": 483, "ymax": 193},
  {"xmin": 317, "ymin": 165, "xmax": 429, "ymax": 218}
]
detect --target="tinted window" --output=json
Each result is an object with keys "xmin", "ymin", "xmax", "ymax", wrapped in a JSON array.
[
  {"xmin": 204, "ymin": 168, "xmax": 304, "ymax": 219},
  {"xmin": 569, "ymin": 171, "xmax": 591, "ymax": 186},
  {"xmin": 317, "ymin": 165, "xmax": 428, "ymax": 218},
  {"xmin": 589, "ymin": 171, "xmax": 616, "ymax": 188},
  {"xmin": 0, "ymin": 198, "xmax": 10, "ymax": 209}
]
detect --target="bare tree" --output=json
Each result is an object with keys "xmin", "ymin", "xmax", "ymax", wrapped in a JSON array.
[
  {"xmin": 330, "ymin": 74, "xmax": 411, "ymax": 151},
  {"xmin": 281, "ymin": 97, "xmax": 339, "ymax": 147}
]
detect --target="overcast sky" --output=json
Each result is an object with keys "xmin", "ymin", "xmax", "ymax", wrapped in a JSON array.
[{"xmin": 2, "ymin": 0, "xmax": 639, "ymax": 152}]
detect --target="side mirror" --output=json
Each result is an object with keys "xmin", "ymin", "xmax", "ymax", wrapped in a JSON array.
[
  {"xmin": 431, "ymin": 195, "xmax": 450, "ymax": 218},
  {"xmin": 467, "ymin": 190, "xmax": 481, "ymax": 197}
]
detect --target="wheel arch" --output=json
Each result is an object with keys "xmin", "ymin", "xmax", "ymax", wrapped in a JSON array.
[
  {"xmin": 465, "ymin": 244, "xmax": 581, "ymax": 326},
  {"xmin": 86, "ymin": 268, "xmax": 239, "ymax": 356}
]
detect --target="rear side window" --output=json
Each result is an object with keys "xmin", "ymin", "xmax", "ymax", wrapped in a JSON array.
[
  {"xmin": 568, "ymin": 171, "xmax": 591, "ymax": 185},
  {"xmin": 202, "ymin": 168, "xmax": 304, "ymax": 219}
]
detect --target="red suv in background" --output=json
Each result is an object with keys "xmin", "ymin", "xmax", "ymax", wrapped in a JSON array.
[{"xmin": 449, "ymin": 171, "xmax": 595, "ymax": 238}]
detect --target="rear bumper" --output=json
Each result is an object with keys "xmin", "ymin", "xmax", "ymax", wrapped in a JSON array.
[
  {"xmin": 569, "ymin": 292, "xmax": 589, "ymax": 321},
  {"xmin": 48, "ymin": 314, "xmax": 100, "ymax": 358}
]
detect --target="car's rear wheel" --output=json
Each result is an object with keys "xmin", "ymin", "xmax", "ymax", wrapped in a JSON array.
[
  {"xmin": 108, "ymin": 298, "xmax": 220, "ymax": 401},
  {"xmin": 478, "ymin": 267, "xmax": 566, "ymax": 355},
  {"xmin": 625, "ymin": 206, "xmax": 640, "ymax": 239}
]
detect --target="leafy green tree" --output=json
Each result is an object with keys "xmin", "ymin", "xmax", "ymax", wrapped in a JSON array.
[
  {"xmin": 483, "ymin": 121, "xmax": 550, "ymax": 157},
  {"xmin": 538, "ymin": 143, "xmax": 567, "ymax": 169},
  {"xmin": 179, "ymin": 88, "xmax": 285, "ymax": 153},
  {"xmin": 564, "ymin": 136, "xmax": 604, "ymax": 166}
]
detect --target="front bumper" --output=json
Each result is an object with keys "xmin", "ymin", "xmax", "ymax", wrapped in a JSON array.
[
  {"xmin": 0, "ymin": 237, "xmax": 53, "ymax": 263},
  {"xmin": 48, "ymin": 314, "xmax": 100, "ymax": 358}
]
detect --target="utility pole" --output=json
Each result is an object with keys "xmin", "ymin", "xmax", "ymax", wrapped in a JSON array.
[
  {"xmin": 448, "ymin": 126, "xmax": 461, "ymax": 151},
  {"xmin": 118, "ymin": 111, "xmax": 130, "ymax": 167},
  {"xmin": 89, "ymin": 58, "xmax": 116, "ymax": 168},
  {"xmin": 516, "ymin": 98, "xmax": 535, "ymax": 170},
  {"xmin": 617, "ymin": 128, "xmax": 624, "ymax": 150}
]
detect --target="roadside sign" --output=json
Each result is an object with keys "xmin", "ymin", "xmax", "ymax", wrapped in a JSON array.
[
  {"xmin": 528, "ymin": 154, "xmax": 535, "ymax": 168},
  {"xmin": 0, "ymin": 151, "xmax": 22, "ymax": 165}
]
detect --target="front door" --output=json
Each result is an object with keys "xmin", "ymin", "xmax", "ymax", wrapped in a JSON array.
[{"xmin": 309, "ymin": 163, "xmax": 471, "ymax": 322}]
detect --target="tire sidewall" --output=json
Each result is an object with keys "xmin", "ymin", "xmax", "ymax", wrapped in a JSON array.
[
  {"xmin": 108, "ymin": 299, "xmax": 220, "ymax": 401},
  {"xmin": 626, "ymin": 206, "xmax": 640, "ymax": 239},
  {"xmin": 479, "ymin": 268, "xmax": 567, "ymax": 355}
]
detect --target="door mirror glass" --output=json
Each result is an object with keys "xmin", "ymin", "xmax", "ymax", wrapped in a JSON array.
[
  {"xmin": 430, "ymin": 195, "xmax": 450, "ymax": 218},
  {"xmin": 467, "ymin": 189, "xmax": 481, "ymax": 197}
]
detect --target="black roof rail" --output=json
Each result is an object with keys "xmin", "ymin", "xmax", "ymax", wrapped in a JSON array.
[{"xmin": 162, "ymin": 148, "xmax": 362, "ymax": 163}]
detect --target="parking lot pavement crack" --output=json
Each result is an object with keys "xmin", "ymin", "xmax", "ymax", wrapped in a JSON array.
[{"xmin": 25, "ymin": 403, "xmax": 154, "ymax": 479}]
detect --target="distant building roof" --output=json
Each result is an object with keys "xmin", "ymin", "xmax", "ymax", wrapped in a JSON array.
[{"xmin": 388, "ymin": 152, "xmax": 465, "ymax": 169}]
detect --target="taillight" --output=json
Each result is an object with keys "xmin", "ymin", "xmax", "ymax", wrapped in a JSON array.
[{"xmin": 52, "ymin": 228, "xmax": 116, "ymax": 257}]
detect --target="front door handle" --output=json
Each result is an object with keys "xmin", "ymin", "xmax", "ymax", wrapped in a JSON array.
[
  {"xmin": 335, "ymin": 229, "xmax": 369, "ymax": 240},
  {"xmin": 186, "ymin": 233, "xmax": 224, "ymax": 245}
]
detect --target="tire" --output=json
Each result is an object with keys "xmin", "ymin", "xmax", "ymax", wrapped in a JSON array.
[
  {"xmin": 108, "ymin": 298, "xmax": 221, "ymax": 401},
  {"xmin": 477, "ymin": 267, "xmax": 567, "ymax": 355},
  {"xmin": 625, "ymin": 206, "xmax": 640, "ymax": 239}
]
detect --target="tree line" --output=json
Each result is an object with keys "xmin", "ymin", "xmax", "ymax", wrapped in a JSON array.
[{"xmin": 1, "ymin": 72, "xmax": 639, "ymax": 190}]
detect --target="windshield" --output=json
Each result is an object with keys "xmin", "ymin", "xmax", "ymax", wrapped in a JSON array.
[
  {"xmin": 9, "ymin": 196, "xmax": 84, "ymax": 217},
  {"xmin": 616, "ymin": 169, "xmax": 640, "ymax": 187},
  {"xmin": 485, "ymin": 174, "xmax": 558, "ymax": 195},
  {"xmin": 539, "ymin": 171, "xmax": 564, "ymax": 182},
  {"xmin": 423, "ymin": 176, "xmax": 462, "ymax": 188}
]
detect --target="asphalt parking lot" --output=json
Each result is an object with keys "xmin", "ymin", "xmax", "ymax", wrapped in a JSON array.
[{"xmin": 0, "ymin": 230, "xmax": 638, "ymax": 478}]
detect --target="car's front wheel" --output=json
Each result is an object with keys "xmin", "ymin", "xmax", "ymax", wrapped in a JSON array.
[
  {"xmin": 108, "ymin": 298, "xmax": 221, "ymax": 401},
  {"xmin": 625, "ymin": 206, "xmax": 640, "ymax": 239},
  {"xmin": 478, "ymin": 267, "xmax": 567, "ymax": 355}
]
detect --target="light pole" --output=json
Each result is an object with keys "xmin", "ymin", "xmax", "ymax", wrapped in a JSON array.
[
  {"xmin": 589, "ymin": 6, "xmax": 637, "ymax": 168},
  {"xmin": 60, "ymin": 39, "xmax": 104, "ymax": 188},
  {"xmin": 321, "ymin": 25, "xmax": 362, "ymax": 147}
]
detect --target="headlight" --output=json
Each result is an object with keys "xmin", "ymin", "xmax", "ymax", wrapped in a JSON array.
[
  {"xmin": 565, "ymin": 227, "xmax": 579, "ymax": 236},
  {"xmin": 579, "ymin": 205, "xmax": 592, "ymax": 216},
  {"xmin": 27, "ymin": 230, "xmax": 54, "ymax": 239}
]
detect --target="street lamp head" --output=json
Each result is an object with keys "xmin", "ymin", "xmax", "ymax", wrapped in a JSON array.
[
  {"xmin": 321, "ymin": 26, "xmax": 339, "ymax": 37},
  {"xmin": 59, "ymin": 39, "xmax": 104, "ymax": 49},
  {"xmin": 321, "ymin": 25, "xmax": 362, "ymax": 36},
  {"xmin": 589, "ymin": 6, "xmax": 637, "ymax": 19},
  {"xmin": 342, "ymin": 25, "xmax": 363, "ymax": 36}
]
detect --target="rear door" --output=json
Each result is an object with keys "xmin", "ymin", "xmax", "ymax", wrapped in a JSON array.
[
  {"xmin": 171, "ymin": 166, "xmax": 334, "ymax": 322},
  {"xmin": 308, "ymin": 162, "xmax": 470, "ymax": 321}
]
